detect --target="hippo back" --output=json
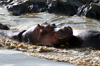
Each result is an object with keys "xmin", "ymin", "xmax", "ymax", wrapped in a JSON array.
[
  {"xmin": 21, "ymin": 26, "xmax": 37, "ymax": 43},
  {"xmin": 73, "ymin": 30, "xmax": 100, "ymax": 50}
]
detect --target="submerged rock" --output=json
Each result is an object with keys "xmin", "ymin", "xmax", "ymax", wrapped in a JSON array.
[{"xmin": 0, "ymin": 23, "xmax": 10, "ymax": 30}]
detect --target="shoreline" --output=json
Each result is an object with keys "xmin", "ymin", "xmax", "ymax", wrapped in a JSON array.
[{"xmin": 0, "ymin": 50, "xmax": 75, "ymax": 66}]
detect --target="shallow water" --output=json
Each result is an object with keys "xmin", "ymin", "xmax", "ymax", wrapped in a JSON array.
[
  {"xmin": 0, "ymin": 6, "xmax": 100, "ymax": 30},
  {"xmin": 0, "ymin": 6, "xmax": 100, "ymax": 66},
  {"xmin": 0, "ymin": 50, "xmax": 74, "ymax": 66}
]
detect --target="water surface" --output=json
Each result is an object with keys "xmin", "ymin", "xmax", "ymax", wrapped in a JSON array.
[
  {"xmin": 0, "ymin": 6, "xmax": 100, "ymax": 66},
  {"xmin": 0, "ymin": 6, "xmax": 100, "ymax": 30}
]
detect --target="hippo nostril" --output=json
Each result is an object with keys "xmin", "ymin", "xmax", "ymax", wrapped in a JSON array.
[
  {"xmin": 68, "ymin": 26, "xmax": 72, "ymax": 30},
  {"xmin": 52, "ymin": 24, "xmax": 55, "ymax": 26},
  {"xmin": 68, "ymin": 26, "xmax": 70, "ymax": 28},
  {"xmin": 51, "ymin": 23, "xmax": 57, "ymax": 28}
]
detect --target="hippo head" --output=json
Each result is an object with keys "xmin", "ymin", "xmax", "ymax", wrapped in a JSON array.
[{"xmin": 30, "ymin": 22, "xmax": 73, "ymax": 46}]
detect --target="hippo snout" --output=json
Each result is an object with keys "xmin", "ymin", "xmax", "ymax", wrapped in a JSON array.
[{"xmin": 58, "ymin": 26, "xmax": 73, "ymax": 41}]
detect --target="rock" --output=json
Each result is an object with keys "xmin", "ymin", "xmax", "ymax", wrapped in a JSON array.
[
  {"xmin": 0, "ymin": 0, "xmax": 13, "ymax": 6},
  {"xmin": 77, "ymin": 2, "xmax": 100, "ymax": 19},
  {"xmin": 6, "ymin": 0, "xmax": 78, "ymax": 16},
  {"xmin": 48, "ymin": 0, "xmax": 78, "ymax": 16},
  {"xmin": 68, "ymin": 0, "xmax": 99, "ymax": 6},
  {"xmin": 0, "ymin": 23, "xmax": 10, "ymax": 30},
  {"xmin": 2, "ymin": 0, "xmax": 100, "ymax": 19}
]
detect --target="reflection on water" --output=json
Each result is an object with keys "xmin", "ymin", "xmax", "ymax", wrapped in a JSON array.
[
  {"xmin": 0, "ymin": 6, "xmax": 9, "ymax": 15},
  {"xmin": 0, "ymin": 50, "xmax": 74, "ymax": 66},
  {"xmin": 0, "ymin": 50, "xmax": 22, "ymax": 54},
  {"xmin": 0, "ymin": 7, "xmax": 100, "ymax": 31}
]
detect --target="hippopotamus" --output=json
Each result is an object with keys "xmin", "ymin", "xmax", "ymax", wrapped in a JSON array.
[
  {"xmin": 0, "ymin": 23, "xmax": 10, "ymax": 30},
  {"xmin": 68, "ymin": 29, "xmax": 100, "ymax": 50},
  {"xmin": 6, "ymin": 23, "xmax": 100, "ymax": 49},
  {"xmin": 7, "ymin": 22, "xmax": 73, "ymax": 47}
]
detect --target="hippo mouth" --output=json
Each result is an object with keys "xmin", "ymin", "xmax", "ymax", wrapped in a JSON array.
[{"xmin": 57, "ymin": 26, "xmax": 73, "ymax": 41}]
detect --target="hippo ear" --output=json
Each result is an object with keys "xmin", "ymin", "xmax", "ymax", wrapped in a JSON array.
[{"xmin": 37, "ymin": 24, "xmax": 43, "ymax": 29}]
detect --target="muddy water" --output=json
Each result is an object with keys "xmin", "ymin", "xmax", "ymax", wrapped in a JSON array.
[
  {"xmin": 0, "ymin": 6, "xmax": 100, "ymax": 30},
  {"xmin": 1, "ymin": 6, "xmax": 100, "ymax": 66}
]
